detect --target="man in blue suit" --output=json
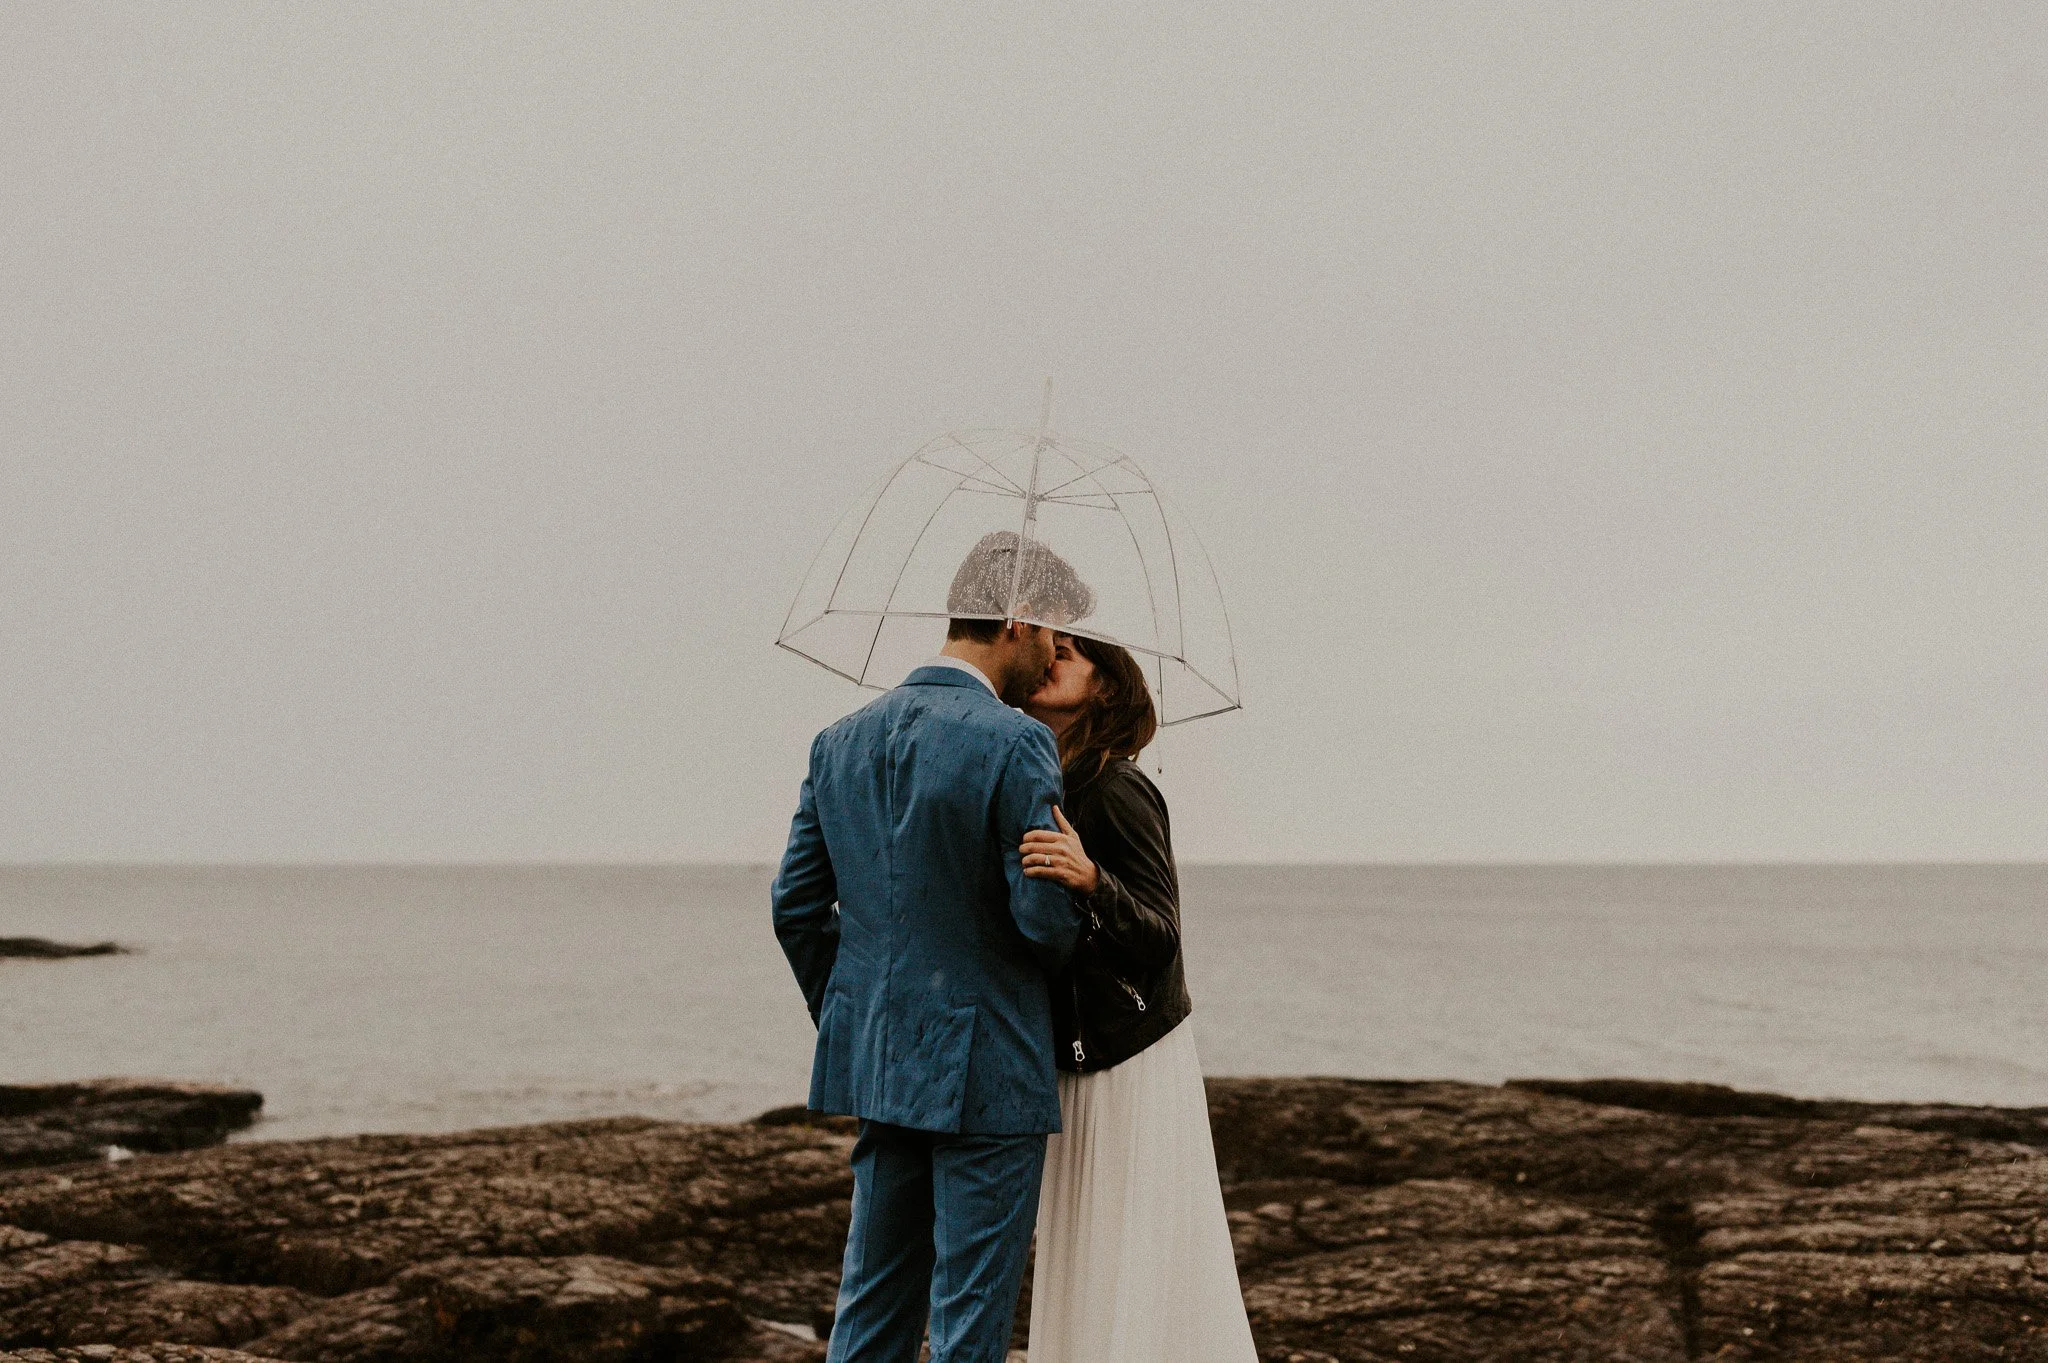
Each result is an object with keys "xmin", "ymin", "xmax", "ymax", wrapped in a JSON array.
[{"xmin": 773, "ymin": 532, "xmax": 1094, "ymax": 1363}]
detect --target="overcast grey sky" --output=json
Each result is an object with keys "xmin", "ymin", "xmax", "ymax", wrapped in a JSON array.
[{"xmin": 3, "ymin": 4, "xmax": 2043, "ymax": 863}]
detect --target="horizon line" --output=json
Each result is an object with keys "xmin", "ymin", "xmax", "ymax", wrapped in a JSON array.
[{"xmin": 2, "ymin": 859, "xmax": 2044, "ymax": 871}]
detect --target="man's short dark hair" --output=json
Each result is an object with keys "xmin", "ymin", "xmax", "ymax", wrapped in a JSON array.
[
  {"xmin": 943, "ymin": 532, "xmax": 1094, "ymax": 642},
  {"xmin": 946, "ymin": 617, "xmax": 1006, "ymax": 644}
]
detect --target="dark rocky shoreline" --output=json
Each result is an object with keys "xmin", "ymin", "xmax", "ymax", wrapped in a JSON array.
[
  {"xmin": 0, "ymin": 1083, "xmax": 263, "ymax": 1171},
  {"xmin": 3, "ymin": 1077, "xmax": 2045, "ymax": 1362}
]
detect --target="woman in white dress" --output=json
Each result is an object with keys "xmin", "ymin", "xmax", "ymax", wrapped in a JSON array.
[{"xmin": 1018, "ymin": 634, "xmax": 1259, "ymax": 1363}]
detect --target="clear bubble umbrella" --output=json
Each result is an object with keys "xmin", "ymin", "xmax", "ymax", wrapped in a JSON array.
[{"xmin": 777, "ymin": 387, "xmax": 1242, "ymax": 725}]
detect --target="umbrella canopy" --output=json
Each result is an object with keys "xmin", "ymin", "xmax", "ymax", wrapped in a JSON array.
[{"xmin": 778, "ymin": 410, "xmax": 1241, "ymax": 725}]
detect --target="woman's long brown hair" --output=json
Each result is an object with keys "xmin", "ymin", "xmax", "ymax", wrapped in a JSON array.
[{"xmin": 1057, "ymin": 634, "xmax": 1159, "ymax": 784}]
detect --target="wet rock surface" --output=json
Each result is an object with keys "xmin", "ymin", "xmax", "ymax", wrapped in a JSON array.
[
  {"xmin": 1686, "ymin": 1159, "xmax": 2048, "ymax": 1361},
  {"xmin": 1, "ymin": 1281, "xmax": 314, "ymax": 1353},
  {"xmin": 0, "ymin": 1085, "xmax": 264, "ymax": 1172},
  {"xmin": 1212, "ymin": 1078, "xmax": 2048, "ymax": 1362},
  {"xmin": 1, "ymin": 1116, "xmax": 840, "ymax": 1363},
  {"xmin": 2, "ymin": 1077, "xmax": 2044, "ymax": 1360},
  {"xmin": 242, "ymin": 1255, "xmax": 753, "ymax": 1363}
]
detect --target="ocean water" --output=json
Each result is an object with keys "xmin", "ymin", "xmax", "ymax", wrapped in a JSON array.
[{"xmin": 2, "ymin": 864, "xmax": 2043, "ymax": 1142}]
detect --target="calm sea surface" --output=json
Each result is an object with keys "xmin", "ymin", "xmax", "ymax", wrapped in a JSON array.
[{"xmin": 3, "ymin": 865, "xmax": 2043, "ymax": 1141}]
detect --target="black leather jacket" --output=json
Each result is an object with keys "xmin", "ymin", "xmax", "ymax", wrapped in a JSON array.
[{"xmin": 1050, "ymin": 758, "xmax": 1194, "ymax": 1072}]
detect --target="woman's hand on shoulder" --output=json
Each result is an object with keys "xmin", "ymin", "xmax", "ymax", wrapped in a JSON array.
[{"xmin": 1020, "ymin": 806, "xmax": 1099, "ymax": 895}]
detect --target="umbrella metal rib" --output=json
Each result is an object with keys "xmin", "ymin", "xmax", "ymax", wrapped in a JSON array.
[{"xmin": 777, "ymin": 418, "xmax": 1241, "ymax": 725}]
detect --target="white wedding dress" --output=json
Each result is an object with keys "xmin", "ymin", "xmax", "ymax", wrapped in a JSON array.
[{"xmin": 1027, "ymin": 1016, "xmax": 1259, "ymax": 1363}]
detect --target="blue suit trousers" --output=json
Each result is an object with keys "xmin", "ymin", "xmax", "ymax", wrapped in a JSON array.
[{"xmin": 827, "ymin": 1120, "xmax": 1047, "ymax": 1363}]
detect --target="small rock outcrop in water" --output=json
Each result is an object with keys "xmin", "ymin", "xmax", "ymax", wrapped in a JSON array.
[
  {"xmin": 0, "ymin": 941, "xmax": 128, "ymax": 961},
  {"xmin": 0, "ymin": 1083, "xmax": 263, "ymax": 1171},
  {"xmin": 4, "ymin": 1077, "xmax": 2047, "ymax": 1362}
]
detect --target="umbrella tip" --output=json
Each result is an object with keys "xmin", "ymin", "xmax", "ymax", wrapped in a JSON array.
[{"xmin": 1039, "ymin": 376, "xmax": 1053, "ymax": 434}]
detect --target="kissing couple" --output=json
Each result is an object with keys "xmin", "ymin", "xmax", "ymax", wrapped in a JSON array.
[{"xmin": 772, "ymin": 532, "xmax": 1258, "ymax": 1362}]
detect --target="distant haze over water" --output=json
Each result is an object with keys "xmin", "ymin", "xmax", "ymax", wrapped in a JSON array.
[
  {"xmin": 4, "ymin": 864, "xmax": 2043, "ymax": 1141},
  {"xmin": 6, "ymin": 7, "xmax": 2048, "ymax": 868}
]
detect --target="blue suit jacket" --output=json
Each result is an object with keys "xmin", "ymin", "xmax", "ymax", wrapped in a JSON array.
[{"xmin": 772, "ymin": 666, "xmax": 1083, "ymax": 1135}]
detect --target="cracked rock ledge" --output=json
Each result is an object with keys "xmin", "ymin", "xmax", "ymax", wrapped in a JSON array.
[{"xmin": 3, "ymin": 1076, "xmax": 2046, "ymax": 1362}]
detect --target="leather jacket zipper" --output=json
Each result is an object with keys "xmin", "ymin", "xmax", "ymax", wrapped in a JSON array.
[
  {"xmin": 1118, "ymin": 979, "xmax": 1147, "ymax": 1012},
  {"xmin": 1069, "ymin": 970, "xmax": 1088, "ymax": 1065}
]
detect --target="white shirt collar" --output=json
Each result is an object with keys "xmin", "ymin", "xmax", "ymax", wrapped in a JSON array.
[{"xmin": 922, "ymin": 655, "xmax": 998, "ymax": 696}]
